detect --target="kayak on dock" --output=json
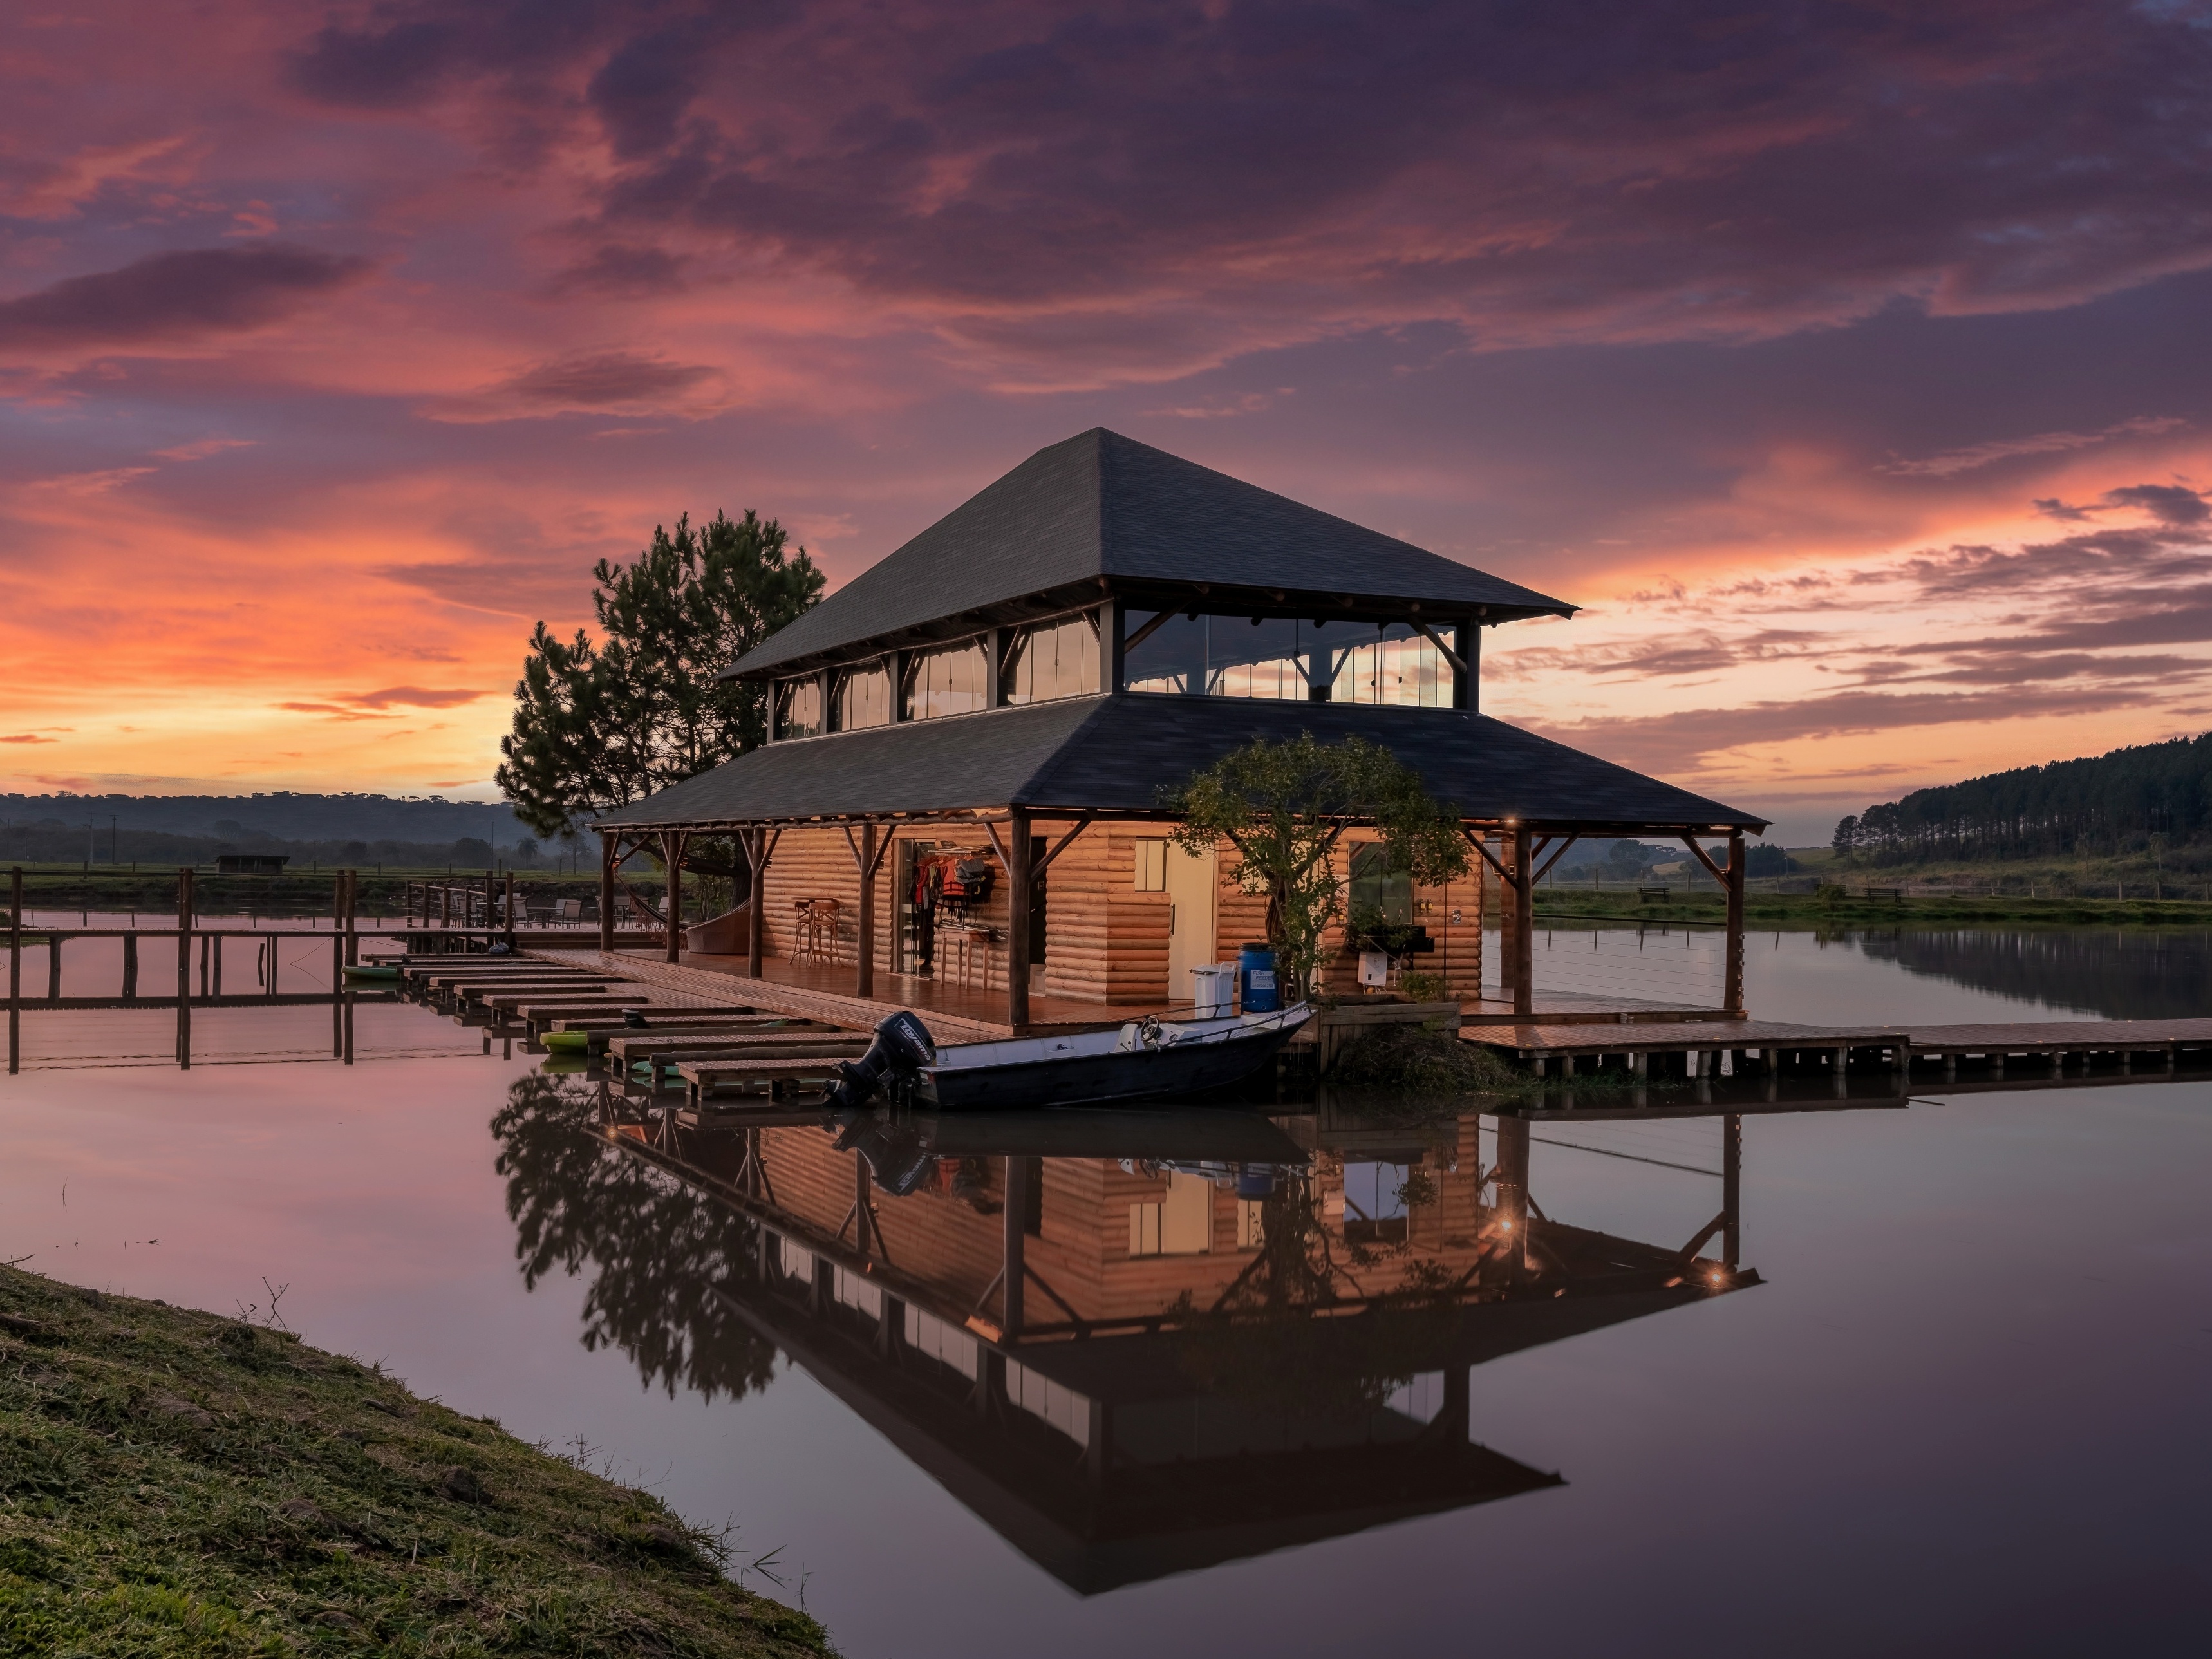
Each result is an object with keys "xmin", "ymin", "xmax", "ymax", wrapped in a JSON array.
[
  {"xmin": 340, "ymin": 964, "xmax": 401, "ymax": 982},
  {"xmin": 824, "ymin": 1002, "xmax": 1312, "ymax": 1112}
]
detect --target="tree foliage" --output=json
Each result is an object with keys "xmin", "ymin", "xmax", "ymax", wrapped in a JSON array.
[
  {"xmin": 1833, "ymin": 732, "xmax": 2212, "ymax": 865},
  {"xmin": 497, "ymin": 511, "xmax": 823, "ymax": 839},
  {"xmin": 1163, "ymin": 732, "xmax": 1470, "ymax": 1000}
]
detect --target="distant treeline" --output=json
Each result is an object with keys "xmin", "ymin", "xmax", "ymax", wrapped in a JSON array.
[
  {"xmin": 1835, "ymin": 733, "xmax": 2212, "ymax": 864},
  {"xmin": 0, "ymin": 791, "xmax": 547, "ymax": 845},
  {"xmin": 0, "ymin": 821, "xmax": 585, "ymax": 872}
]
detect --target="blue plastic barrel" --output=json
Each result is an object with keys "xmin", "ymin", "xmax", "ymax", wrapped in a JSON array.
[{"xmin": 1237, "ymin": 942, "xmax": 1280, "ymax": 1013}]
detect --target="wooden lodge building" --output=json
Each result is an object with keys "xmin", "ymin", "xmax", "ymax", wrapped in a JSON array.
[{"xmin": 594, "ymin": 429, "xmax": 1767, "ymax": 1032}]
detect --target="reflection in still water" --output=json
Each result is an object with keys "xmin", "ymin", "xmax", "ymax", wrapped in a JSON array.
[{"xmin": 494, "ymin": 1082, "xmax": 1753, "ymax": 1593}]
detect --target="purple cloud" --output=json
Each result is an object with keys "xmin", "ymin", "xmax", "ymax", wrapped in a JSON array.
[{"xmin": 0, "ymin": 246, "xmax": 371, "ymax": 351}]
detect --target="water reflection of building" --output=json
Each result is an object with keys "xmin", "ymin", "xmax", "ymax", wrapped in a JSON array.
[{"xmin": 500, "ymin": 1085, "xmax": 1754, "ymax": 1593}]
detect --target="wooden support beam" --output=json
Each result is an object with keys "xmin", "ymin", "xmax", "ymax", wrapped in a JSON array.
[
  {"xmin": 175, "ymin": 868, "xmax": 193, "ymax": 1069},
  {"xmin": 1409, "ymin": 618, "xmax": 1469, "ymax": 675},
  {"xmin": 1725, "ymin": 829, "xmax": 1746, "ymax": 1017},
  {"xmin": 1680, "ymin": 833, "xmax": 1731, "ymax": 888},
  {"xmin": 598, "ymin": 832, "xmax": 616, "ymax": 953},
  {"xmin": 747, "ymin": 827, "xmax": 780, "ymax": 976},
  {"xmin": 1121, "ymin": 608, "xmax": 1177, "ymax": 657},
  {"xmin": 660, "ymin": 831, "xmax": 688, "ymax": 962},
  {"xmin": 1461, "ymin": 825, "xmax": 1510, "ymax": 882},
  {"xmin": 843, "ymin": 821, "xmax": 879, "ymax": 997},
  {"xmin": 1532, "ymin": 834, "xmax": 1578, "ymax": 885},
  {"xmin": 1512, "ymin": 825, "xmax": 1533, "ymax": 1019},
  {"xmin": 1031, "ymin": 814, "xmax": 1093, "ymax": 877},
  {"xmin": 1006, "ymin": 809, "xmax": 1033, "ymax": 1028}
]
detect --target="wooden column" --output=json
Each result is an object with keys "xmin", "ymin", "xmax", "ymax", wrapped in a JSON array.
[
  {"xmin": 504, "ymin": 871, "xmax": 518, "ymax": 950},
  {"xmin": 8, "ymin": 865, "xmax": 21, "ymax": 1076},
  {"xmin": 661, "ymin": 832, "xmax": 686, "ymax": 963},
  {"xmin": 1721, "ymin": 1112, "xmax": 1742, "ymax": 1270},
  {"xmin": 1511, "ymin": 825, "xmax": 1534, "ymax": 1019},
  {"xmin": 175, "ymin": 868, "xmax": 194, "ymax": 1069},
  {"xmin": 344, "ymin": 870, "xmax": 359, "ymax": 967},
  {"xmin": 1002, "ymin": 1154, "xmax": 1029, "ymax": 1337},
  {"xmin": 122, "ymin": 931, "xmax": 138, "ymax": 999},
  {"xmin": 1006, "ymin": 809, "xmax": 1033, "ymax": 1029},
  {"xmin": 854, "ymin": 822, "xmax": 877, "ymax": 999},
  {"xmin": 747, "ymin": 829, "xmax": 767, "ymax": 976},
  {"xmin": 1725, "ymin": 829, "xmax": 1747, "ymax": 1016},
  {"xmin": 597, "ymin": 834, "xmax": 616, "ymax": 954}
]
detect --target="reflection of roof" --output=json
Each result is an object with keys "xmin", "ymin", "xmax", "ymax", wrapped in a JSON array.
[
  {"xmin": 594, "ymin": 695, "xmax": 1767, "ymax": 831},
  {"xmin": 718, "ymin": 1271, "xmax": 1568, "ymax": 1595},
  {"xmin": 728, "ymin": 429, "xmax": 1575, "ymax": 678}
]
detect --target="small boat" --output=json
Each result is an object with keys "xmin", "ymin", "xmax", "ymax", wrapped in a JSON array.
[
  {"xmin": 341, "ymin": 964, "xmax": 401, "ymax": 982},
  {"xmin": 540, "ymin": 1029, "xmax": 590, "ymax": 1053},
  {"xmin": 826, "ymin": 1003, "xmax": 1312, "ymax": 1113}
]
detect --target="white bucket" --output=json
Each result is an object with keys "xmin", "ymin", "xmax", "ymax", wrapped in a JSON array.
[{"xmin": 1188, "ymin": 963, "xmax": 1236, "ymax": 1018}]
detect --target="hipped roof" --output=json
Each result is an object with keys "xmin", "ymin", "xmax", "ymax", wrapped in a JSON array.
[
  {"xmin": 593, "ymin": 697, "xmax": 1767, "ymax": 832},
  {"xmin": 727, "ymin": 429, "xmax": 1575, "ymax": 679}
]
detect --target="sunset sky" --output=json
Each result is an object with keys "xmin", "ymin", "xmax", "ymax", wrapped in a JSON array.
[{"xmin": 5, "ymin": 1, "xmax": 2210, "ymax": 842}]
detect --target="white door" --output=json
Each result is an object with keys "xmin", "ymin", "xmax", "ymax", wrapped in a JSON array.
[{"xmin": 1165, "ymin": 842, "xmax": 1215, "ymax": 1006}]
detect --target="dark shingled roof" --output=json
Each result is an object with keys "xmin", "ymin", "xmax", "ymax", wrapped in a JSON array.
[
  {"xmin": 728, "ymin": 429, "xmax": 1574, "ymax": 678},
  {"xmin": 594, "ymin": 696, "xmax": 1766, "ymax": 832}
]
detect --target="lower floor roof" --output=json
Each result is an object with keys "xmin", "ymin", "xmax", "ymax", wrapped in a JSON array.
[{"xmin": 590, "ymin": 694, "xmax": 1767, "ymax": 834}]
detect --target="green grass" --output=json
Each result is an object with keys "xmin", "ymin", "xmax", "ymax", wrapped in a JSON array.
[{"xmin": 0, "ymin": 1266, "xmax": 832, "ymax": 1658}]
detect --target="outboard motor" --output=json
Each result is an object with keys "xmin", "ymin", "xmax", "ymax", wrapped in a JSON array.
[
  {"xmin": 622, "ymin": 1008, "xmax": 650, "ymax": 1029},
  {"xmin": 823, "ymin": 1009, "xmax": 937, "ymax": 1112}
]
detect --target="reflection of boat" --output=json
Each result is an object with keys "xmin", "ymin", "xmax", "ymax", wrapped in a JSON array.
[
  {"xmin": 904, "ymin": 1105, "xmax": 1307, "ymax": 1163},
  {"xmin": 832, "ymin": 1004, "xmax": 1315, "ymax": 1112}
]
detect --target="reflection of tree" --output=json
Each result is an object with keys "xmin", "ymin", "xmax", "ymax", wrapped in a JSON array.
[
  {"xmin": 1172, "ymin": 1178, "xmax": 1462, "ymax": 1420},
  {"xmin": 491, "ymin": 1076, "xmax": 777, "ymax": 1403}
]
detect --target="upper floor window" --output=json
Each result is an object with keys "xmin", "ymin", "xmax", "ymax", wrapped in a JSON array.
[
  {"xmin": 1124, "ymin": 615, "xmax": 1456, "ymax": 707},
  {"xmin": 903, "ymin": 638, "xmax": 990, "ymax": 720},
  {"xmin": 1002, "ymin": 610, "xmax": 1101, "ymax": 706},
  {"xmin": 774, "ymin": 675, "xmax": 823, "ymax": 740},
  {"xmin": 832, "ymin": 660, "xmax": 893, "ymax": 731}
]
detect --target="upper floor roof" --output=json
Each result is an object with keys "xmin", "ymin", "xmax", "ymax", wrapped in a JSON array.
[{"xmin": 727, "ymin": 428, "xmax": 1575, "ymax": 680}]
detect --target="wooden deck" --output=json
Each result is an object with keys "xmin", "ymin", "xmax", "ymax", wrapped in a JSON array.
[
  {"xmin": 531, "ymin": 948, "xmax": 1170, "ymax": 1040},
  {"xmin": 1471, "ymin": 1019, "xmax": 1911, "ymax": 1075},
  {"xmin": 1458, "ymin": 989, "xmax": 1732, "ymax": 1027}
]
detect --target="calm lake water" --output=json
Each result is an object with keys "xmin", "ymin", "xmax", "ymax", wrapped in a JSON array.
[{"xmin": 4, "ymin": 926, "xmax": 2209, "ymax": 1656}]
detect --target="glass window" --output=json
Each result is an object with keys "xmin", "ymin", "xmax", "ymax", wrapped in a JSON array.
[
  {"xmin": 832, "ymin": 661, "xmax": 892, "ymax": 731},
  {"xmin": 1133, "ymin": 838, "xmax": 1167, "ymax": 892},
  {"xmin": 1002, "ymin": 610, "xmax": 1101, "ymax": 705},
  {"xmin": 774, "ymin": 676, "xmax": 823, "ymax": 740},
  {"xmin": 1348, "ymin": 843, "xmax": 1414, "ymax": 924},
  {"xmin": 902, "ymin": 638, "xmax": 990, "ymax": 720},
  {"xmin": 1123, "ymin": 614, "xmax": 1456, "ymax": 706}
]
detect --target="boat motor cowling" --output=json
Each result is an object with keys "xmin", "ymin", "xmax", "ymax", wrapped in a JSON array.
[{"xmin": 824, "ymin": 1009, "xmax": 937, "ymax": 1111}]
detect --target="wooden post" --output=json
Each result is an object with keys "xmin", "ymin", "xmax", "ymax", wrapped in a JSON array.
[
  {"xmin": 504, "ymin": 870, "xmax": 518, "ymax": 950},
  {"xmin": 852, "ymin": 822, "xmax": 878, "ymax": 999},
  {"xmin": 176, "ymin": 868, "xmax": 194, "ymax": 1069},
  {"xmin": 598, "ymin": 834, "xmax": 616, "ymax": 954},
  {"xmin": 122, "ymin": 930, "xmax": 138, "ymax": 999},
  {"xmin": 660, "ymin": 832, "xmax": 686, "ymax": 964},
  {"xmin": 1002, "ymin": 1154, "xmax": 1029, "ymax": 1337},
  {"xmin": 747, "ymin": 829, "xmax": 767, "ymax": 976},
  {"xmin": 1721, "ymin": 1112, "xmax": 1741, "ymax": 1269},
  {"xmin": 48, "ymin": 935, "xmax": 61, "ymax": 1000},
  {"xmin": 1725, "ymin": 829, "xmax": 1746, "ymax": 1016},
  {"xmin": 1006, "ymin": 809, "xmax": 1033, "ymax": 1029},
  {"xmin": 344, "ymin": 870, "xmax": 359, "ymax": 967},
  {"xmin": 8, "ymin": 865, "xmax": 20, "ymax": 1075},
  {"xmin": 1511, "ymin": 825, "xmax": 1534, "ymax": 1020}
]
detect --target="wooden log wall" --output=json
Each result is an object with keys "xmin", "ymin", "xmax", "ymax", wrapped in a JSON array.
[{"xmin": 736, "ymin": 820, "xmax": 1483, "ymax": 1007}]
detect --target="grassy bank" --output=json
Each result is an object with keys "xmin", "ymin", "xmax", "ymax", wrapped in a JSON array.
[
  {"xmin": 1531, "ymin": 888, "xmax": 2212, "ymax": 926},
  {"xmin": 0, "ymin": 1266, "xmax": 831, "ymax": 1657}
]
